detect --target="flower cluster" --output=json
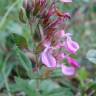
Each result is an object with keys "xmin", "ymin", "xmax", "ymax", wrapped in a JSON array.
[
  {"xmin": 41, "ymin": 30, "xmax": 80, "ymax": 76},
  {"xmin": 23, "ymin": 0, "xmax": 80, "ymax": 76}
]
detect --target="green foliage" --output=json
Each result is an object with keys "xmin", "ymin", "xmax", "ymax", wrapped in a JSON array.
[
  {"xmin": 0, "ymin": 0, "xmax": 96, "ymax": 96},
  {"xmin": 46, "ymin": 88, "xmax": 73, "ymax": 96},
  {"xmin": 6, "ymin": 33, "xmax": 28, "ymax": 49},
  {"xmin": 14, "ymin": 47, "xmax": 33, "ymax": 77},
  {"xmin": 10, "ymin": 77, "xmax": 37, "ymax": 96}
]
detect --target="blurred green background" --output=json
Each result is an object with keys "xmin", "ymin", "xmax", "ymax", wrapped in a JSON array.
[{"xmin": 0, "ymin": 0, "xmax": 96, "ymax": 96}]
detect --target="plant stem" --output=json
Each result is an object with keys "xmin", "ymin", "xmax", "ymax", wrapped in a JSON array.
[
  {"xmin": 0, "ymin": 0, "xmax": 19, "ymax": 30},
  {"xmin": 1, "ymin": 53, "xmax": 12, "ymax": 96},
  {"xmin": 36, "ymin": 79, "xmax": 41, "ymax": 96},
  {"xmin": 35, "ymin": 54, "xmax": 41, "ymax": 96},
  {"xmin": 3, "ymin": 71, "xmax": 12, "ymax": 96}
]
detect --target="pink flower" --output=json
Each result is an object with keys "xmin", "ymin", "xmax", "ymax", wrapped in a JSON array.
[
  {"xmin": 41, "ymin": 46, "xmax": 76, "ymax": 76},
  {"xmin": 41, "ymin": 47, "xmax": 57, "ymax": 68},
  {"xmin": 67, "ymin": 56, "xmax": 80, "ymax": 68},
  {"xmin": 61, "ymin": 56, "xmax": 80, "ymax": 76},
  {"xmin": 40, "ymin": 46, "xmax": 79, "ymax": 76},
  {"xmin": 40, "ymin": 28, "xmax": 80, "ymax": 76},
  {"xmin": 54, "ymin": 30, "xmax": 79, "ymax": 54},
  {"xmin": 56, "ymin": 53, "xmax": 65, "ymax": 61},
  {"xmin": 60, "ymin": 0, "xmax": 72, "ymax": 3},
  {"xmin": 53, "ymin": 30, "xmax": 65, "ymax": 48},
  {"xmin": 61, "ymin": 64, "xmax": 75, "ymax": 76},
  {"xmin": 56, "ymin": 30, "xmax": 65, "ymax": 38},
  {"xmin": 23, "ymin": 0, "xmax": 79, "ymax": 77},
  {"xmin": 64, "ymin": 36, "xmax": 79, "ymax": 54}
]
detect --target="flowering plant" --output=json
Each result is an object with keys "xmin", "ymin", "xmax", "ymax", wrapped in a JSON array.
[{"xmin": 22, "ymin": 0, "xmax": 80, "ymax": 76}]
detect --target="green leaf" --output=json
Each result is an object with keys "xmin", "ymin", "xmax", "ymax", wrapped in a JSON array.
[
  {"xmin": 89, "ymin": 82, "xmax": 96, "ymax": 90},
  {"xmin": 52, "ymin": 69, "xmax": 62, "ymax": 77},
  {"xmin": 78, "ymin": 67, "xmax": 88, "ymax": 88},
  {"xmin": 0, "ymin": 52, "xmax": 13, "ymax": 89},
  {"xmin": 0, "ymin": 74, "xmax": 4, "ymax": 89},
  {"xmin": 45, "ymin": 88, "xmax": 74, "ymax": 96},
  {"xmin": 25, "ymin": 79, "xmax": 74, "ymax": 96},
  {"xmin": 40, "ymin": 80, "xmax": 60, "ymax": 94},
  {"xmin": 93, "ymin": 4, "xmax": 96, "ymax": 13},
  {"xmin": 0, "ymin": 57, "xmax": 3, "ymax": 71},
  {"xmin": 10, "ymin": 77, "xmax": 36, "ymax": 96},
  {"xmin": 14, "ymin": 48, "xmax": 32, "ymax": 76},
  {"xmin": 86, "ymin": 49, "xmax": 96, "ymax": 64},
  {"xmin": 0, "ymin": 64, "xmax": 14, "ymax": 89},
  {"xmin": 6, "ymin": 33, "xmax": 28, "ymax": 49},
  {"xmin": 78, "ymin": 68, "xmax": 88, "ymax": 81}
]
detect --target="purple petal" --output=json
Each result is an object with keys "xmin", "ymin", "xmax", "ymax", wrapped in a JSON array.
[
  {"xmin": 65, "ymin": 37, "xmax": 79, "ymax": 54},
  {"xmin": 59, "ymin": 30, "xmax": 65, "ymax": 37},
  {"xmin": 43, "ymin": 40, "xmax": 51, "ymax": 47},
  {"xmin": 61, "ymin": 64, "xmax": 75, "ymax": 76},
  {"xmin": 55, "ymin": 30, "xmax": 65, "ymax": 40},
  {"xmin": 60, "ymin": 0, "xmax": 72, "ymax": 3},
  {"xmin": 41, "ymin": 47, "xmax": 56, "ymax": 68},
  {"xmin": 67, "ymin": 57, "xmax": 80, "ymax": 68},
  {"xmin": 56, "ymin": 53, "xmax": 66, "ymax": 61}
]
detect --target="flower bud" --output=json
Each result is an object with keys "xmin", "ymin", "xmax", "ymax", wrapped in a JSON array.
[{"xmin": 23, "ymin": 0, "xmax": 34, "ymax": 18}]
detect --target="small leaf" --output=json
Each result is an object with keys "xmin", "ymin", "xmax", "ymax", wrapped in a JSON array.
[
  {"xmin": 86, "ymin": 49, "xmax": 96, "ymax": 64},
  {"xmin": 6, "ymin": 33, "xmax": 28, "ymax": 49}
]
